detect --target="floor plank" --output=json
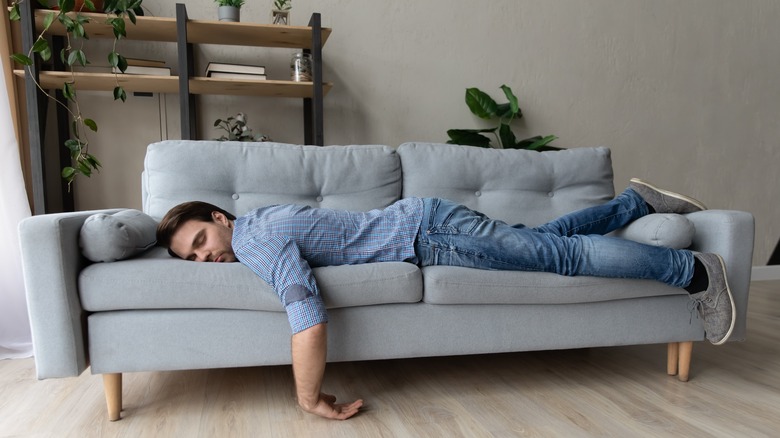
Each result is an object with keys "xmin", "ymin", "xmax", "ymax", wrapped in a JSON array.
[{"xmin": 2, "ymin": 281, "xmax": 779, "ymax": 437}]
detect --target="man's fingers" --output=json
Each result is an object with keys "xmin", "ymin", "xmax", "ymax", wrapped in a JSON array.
[{"xmin": 332, "ymin": 399, "xmax": 364, "ymax": 420}]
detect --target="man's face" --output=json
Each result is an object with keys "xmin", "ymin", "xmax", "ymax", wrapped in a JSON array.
[{"xmin": 169, "ymin": 212, "xmax": 238, "ymax": 263}]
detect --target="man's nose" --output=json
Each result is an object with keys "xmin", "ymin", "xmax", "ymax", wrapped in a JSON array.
[{"xmin": 195, "ymin": 249, "xmax": 210, "ymax": 262}]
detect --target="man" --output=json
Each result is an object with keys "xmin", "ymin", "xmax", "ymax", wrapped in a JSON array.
[{"xmin": 156, "ymin": 178, "xmax": 734, "ymax": 420}]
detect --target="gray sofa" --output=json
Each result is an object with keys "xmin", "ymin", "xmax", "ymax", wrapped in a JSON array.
[{"xmin": 19, "ymin": 141, "xmax": 755, "ymax": 421}]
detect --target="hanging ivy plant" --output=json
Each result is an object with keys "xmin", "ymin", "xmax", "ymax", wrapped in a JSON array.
[{"xmin": 9, "ymin": 0, "xmax": 144, "ymax": 186}]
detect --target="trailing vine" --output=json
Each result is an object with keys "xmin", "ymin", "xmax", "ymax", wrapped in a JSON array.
[{"xmin": 9, "ymin": 0, "xmax": 143, "ymax": 186}]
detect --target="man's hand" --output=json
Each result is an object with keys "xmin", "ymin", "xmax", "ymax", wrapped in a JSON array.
[
  {"xmin": 292, "ymin": 323, "xmax": 364, "ymax": 420},
  {"xmin": 300, "ymin": 392, "xmax": 364, "ymax": 420}
]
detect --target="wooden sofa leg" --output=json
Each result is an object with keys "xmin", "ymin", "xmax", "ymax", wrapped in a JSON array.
[
  {"xmin": 677, "ymin": 341, "xmax": 693, "ymax": 382},
  {"xmin": 103, "ymin": 373, "xmax": 123, "ymax": 421},
  {"xmin": 667, "ymin": 342, "xmax": 679, "ymax": 376}
]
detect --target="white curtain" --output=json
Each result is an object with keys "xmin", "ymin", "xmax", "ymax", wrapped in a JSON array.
[{"xmin": 0, "ymin": 54, "xmax": 33, "ymax": 359}]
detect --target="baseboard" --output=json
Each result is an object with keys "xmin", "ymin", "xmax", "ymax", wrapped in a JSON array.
[{"xmin": 751, "ymin": 265, "xmax": 780, "ymax": 282}]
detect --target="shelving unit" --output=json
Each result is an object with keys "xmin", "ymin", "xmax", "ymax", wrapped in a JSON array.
[{"xmin": 17, "ymin": 3, "xmax": 332, "ymax": 214}]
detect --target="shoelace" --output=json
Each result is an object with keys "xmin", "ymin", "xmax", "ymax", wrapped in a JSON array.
[{"xmin": 687, "ymin": 299, "xmax": 704, "ymax": 325}]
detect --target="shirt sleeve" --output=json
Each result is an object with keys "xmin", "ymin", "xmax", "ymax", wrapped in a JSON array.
[{"xmin": 234, "ymin": 234, "xmax": 328, "ymax": 334}]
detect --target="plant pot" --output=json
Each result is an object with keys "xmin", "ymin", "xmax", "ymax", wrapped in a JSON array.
[
  {"xmin": 272, "ymin": 9, "xmax": 289, "ymax": 25},
  {"xmin": 218, "ymin": 6, "xmax": 240, "ymax": 22}
]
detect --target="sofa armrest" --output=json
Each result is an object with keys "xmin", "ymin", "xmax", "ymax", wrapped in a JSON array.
[
  {"xmin": 686, "ymin": 210, "xmax": 755, "ymax": 341},
  {"xmin": 18, "ymin": 209, "xmax": 122, "ymax": 379}
]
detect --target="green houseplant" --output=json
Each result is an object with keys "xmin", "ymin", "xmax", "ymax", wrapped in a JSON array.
[
  {"xmin": 447, "ymin": 85, "xmax": 560, "ymax": 151},
  {"xmin": 272, "ymin": 0, "xmax": 291, "ymax": 25},
  {"xmin": 9, "ymin": 0, "xmax": 144, "ymax": 185},
  {"xmin": 214, "ymin": 113, "xmax": 271, "ymax": 142}
]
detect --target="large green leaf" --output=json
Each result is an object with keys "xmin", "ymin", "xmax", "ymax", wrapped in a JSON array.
[
  {"xmin": 498, "ymin": 123, "xmax": 516, "ymax": 149},
  {"xmin": 447, "ymin": 129, "xmax": 494, "ymax": 148},
  {"xmin": 500, "ymin": 84, "xmax": 519, "ymax": 116},
  {"xmin": 465, "ymin": 88, "xmax": 498, "ymax": 119}
]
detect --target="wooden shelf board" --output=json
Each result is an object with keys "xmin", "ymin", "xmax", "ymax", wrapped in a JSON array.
[
  {"xmin": 14, "ymin": 70, "xmax": 332, "ymax": 98},
  {"xmin": 190, "ymin": 77, "xmax": 332, "ymax": 98},
  {"xmin": 33, "ymin": 9, "xmax": 330, "ymax": 48}
]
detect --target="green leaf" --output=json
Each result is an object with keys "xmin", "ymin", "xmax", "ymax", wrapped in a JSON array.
[
  {"xmin": 86, "ymin": 154, "xmax": 102, "ymax": 169},
  {"xmin": 59, "ymin": 0, "xmax": 75, "ymax": 13},
  {"xmin": 113, "ymin": 86, "xmax": 127, "ymax": 102},
  {"xmin": 61, "ymin": 166, "xmax": 77, "ymax": 180},
  {"xmin": 31, "ymin": 38, "xmax": 49, "ymax": 55},
  {"xmin": 465, "ymin": 88, "xmax": 498, "ymax": 119},
  {"xmin": 108, "ymin": 51, "xmax": 119, "ymax": 67},
  {"xmin": 78, "ymin": 160, "xmax": 92, "ymax": 177},
  {"xmin": 110, "ymin": 17, "xmax": 127, "ymax": 39},
  {"xmin": 11, "ymin": 53, "xmax": 32, "ymax": 66},
  {"xmin": 65, "ymin": 139, "xmax": 82, "ymax": 152},
  {"xmin": 63, "ymin": 82, "xmax": 75, "ymax": 100},
  {"xmin": 84, "ymin": 119, "xmax": 98, "ymax": 132},
  {"xmin": 526, "ymin": 135, "xmax": 559, "ymax": 150},
  {"xmin": 498, "ymin": 123, "xmax": 516, "ymax": 149},
  {"xmin": 500, "ymin": 84, "xmax": 520, "ymax": 117},
  {"xmin": 447, "ymin": 129, "xmax": 494, "ymax": 148},
  {"xmin": 9, "ymin": 4, "xmax": 20, "ymax": 21},
  {"xmin": 84, "ymin": 0, "xmax": 96, "ymax": 11},
  {"xmin": 117, "ymin": 54, "xmax": 127, "ymax": 72},
  {"xmin": 43, "ymin": 12, "xmax": 56, "ymax": 29},
  {"xmin": 67, "ymin": 49, "xmax": 88, "ymax": 67}
]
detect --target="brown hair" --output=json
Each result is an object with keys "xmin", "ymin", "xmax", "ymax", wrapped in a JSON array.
[{"xmin": 156, "ymin": 201, "xmax": 236, "ymax": 257}]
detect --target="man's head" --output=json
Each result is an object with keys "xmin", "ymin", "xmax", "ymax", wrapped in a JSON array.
[{"xmin": 157, "ymin": 201, "xmax": 238, "ymax": 262}]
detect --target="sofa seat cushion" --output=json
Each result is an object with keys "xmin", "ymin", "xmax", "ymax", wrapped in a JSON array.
[
  {"xmin": 421, "ymin": 266, "xmax": 686, "ymax": 305},
  {"xmin": 79, "ymin": 248, "xmax": 422, "ymax": 312}
]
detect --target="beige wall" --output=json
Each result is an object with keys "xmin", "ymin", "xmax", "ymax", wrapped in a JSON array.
[{"xmin": 68, "ymin": 0, "xmax": 780, "ymax": 264}]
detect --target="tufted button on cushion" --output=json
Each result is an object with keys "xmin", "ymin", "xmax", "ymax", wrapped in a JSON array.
[
  {"xmin": 232, "ymin": 193, "xmax": 240, "ymax": 200},
  {"xmin": 316, "ymin": 196, "xmax": 324, "ymax": 202}
]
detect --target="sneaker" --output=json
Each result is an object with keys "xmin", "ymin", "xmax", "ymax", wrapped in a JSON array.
[
  {"xmin": 629, "ymin": 178, "xmax": 707, "ymax": 214},
  {"xmin": 689, "ymin": 253, "xmax": 736, "ymax": 345}
]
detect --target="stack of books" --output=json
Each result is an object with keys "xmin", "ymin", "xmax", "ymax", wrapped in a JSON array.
[
  {"xmin": 114, "ymin": 58, "xmax": 172, "ymax": 75},
  {"xmin": 206, "ymin": 62, "xmax": 267, "ymax": 80}
]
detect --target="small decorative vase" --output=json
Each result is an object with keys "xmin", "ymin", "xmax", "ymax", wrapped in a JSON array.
[
  {"xmin": 272, "ymin": 9, "xmax": 289, "ymax": 25},
  {"xmin": 218, "ymin": 6, "xmax": 240, "ymax": 22}
]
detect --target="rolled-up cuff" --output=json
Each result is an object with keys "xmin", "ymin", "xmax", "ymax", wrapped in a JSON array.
[{"xmin": 286, "ymin": 295, "xmax": 328, "ymax": 334}]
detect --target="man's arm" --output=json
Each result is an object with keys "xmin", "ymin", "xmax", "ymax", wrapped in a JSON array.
[{"xmin": 292, "ymin": 323, "xmax": 363, "ymax": 420}]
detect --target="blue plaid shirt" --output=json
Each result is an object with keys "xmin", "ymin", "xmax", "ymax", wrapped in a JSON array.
[{"xmin": 232, "ymin": 198, "xmax": 425, "ymax": 333}]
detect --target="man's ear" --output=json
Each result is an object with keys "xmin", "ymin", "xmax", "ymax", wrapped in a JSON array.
[{"xmin": 212, "ymin": 211, "xmax": 230, "ymax": 226}]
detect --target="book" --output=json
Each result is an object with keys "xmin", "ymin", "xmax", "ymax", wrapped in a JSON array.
[
  {"xmin": 125, "ymin": 57, "xmax": 167, "ymax": 68},
  {"xmin": 113, "ymin": 65, "xmax": 172, "ymax": 75},
  {"xmin": 207, "ymin": 71, "xmax": 267, "ymax": 80},
  {"xmin": 206, "ymin": 62, "xmax": 266, "ymax": 75}
]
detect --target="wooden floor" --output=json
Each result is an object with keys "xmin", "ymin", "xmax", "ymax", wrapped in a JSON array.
[{"xmin": 2, "ymin": 281, "xmax": 780, "ymax": 438}]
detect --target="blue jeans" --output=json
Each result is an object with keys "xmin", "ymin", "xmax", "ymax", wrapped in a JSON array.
[{"xmin": 413, "ymin": 189, "xmax": 694, "ymax": 288}]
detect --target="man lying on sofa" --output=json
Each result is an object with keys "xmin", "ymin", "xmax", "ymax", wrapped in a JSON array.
[{"xmin": 156, "ymin": 178, "xmax": 734, "ymax": 421}]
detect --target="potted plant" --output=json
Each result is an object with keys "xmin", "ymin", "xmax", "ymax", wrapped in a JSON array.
[
  {"xmin": 214, "ymin": 113, "xmax": 271, "ymax": 142},
  {"xmin": 9, "ymin": 0, "xmax": 143, "ymax": 185},
  {"xmin": 272, "ymin": 0, "xmax": 291, "ymax": 25},
  {"xmin": 447, "ymin": 85, "xmax": 560, "ymax": 151},
  {"xmin": 215, "ymin": 0, "xmax": 244, "ymax": 22}
]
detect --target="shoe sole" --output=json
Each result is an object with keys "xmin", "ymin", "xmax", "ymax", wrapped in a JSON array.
[
  {"xmin": 629, "ymin": 178, "xmax": 707, "ymax": 211},
  {"xmin": 711, "ymin": 253, "xmax": 736, "ymax": 345}
]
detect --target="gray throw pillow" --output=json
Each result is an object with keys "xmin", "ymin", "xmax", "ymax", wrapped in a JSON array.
[
  {"xmin": 612, "ymin": 213, "xmax": 695, "ymax": 249},
  {"xmin": 80, "ymin": 209, "xmax": 158, "ymax": 262}
]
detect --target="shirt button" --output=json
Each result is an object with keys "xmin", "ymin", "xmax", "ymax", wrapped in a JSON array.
[
  {"xmin": 316, "ymin": 196, "xmax": 323, "ymax": 202},
  {"xmin": 232, "ymin": 193, "xmax": 240, "ymax": 200}
]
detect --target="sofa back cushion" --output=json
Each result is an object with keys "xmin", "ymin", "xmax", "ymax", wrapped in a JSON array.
[
  {"xmin": 143, "ymin": 141, "xmax": 402, "ymax": 220},
  {"xmin": 397, "ymin": 143, "xmax": 615, "ymax": 226}
]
